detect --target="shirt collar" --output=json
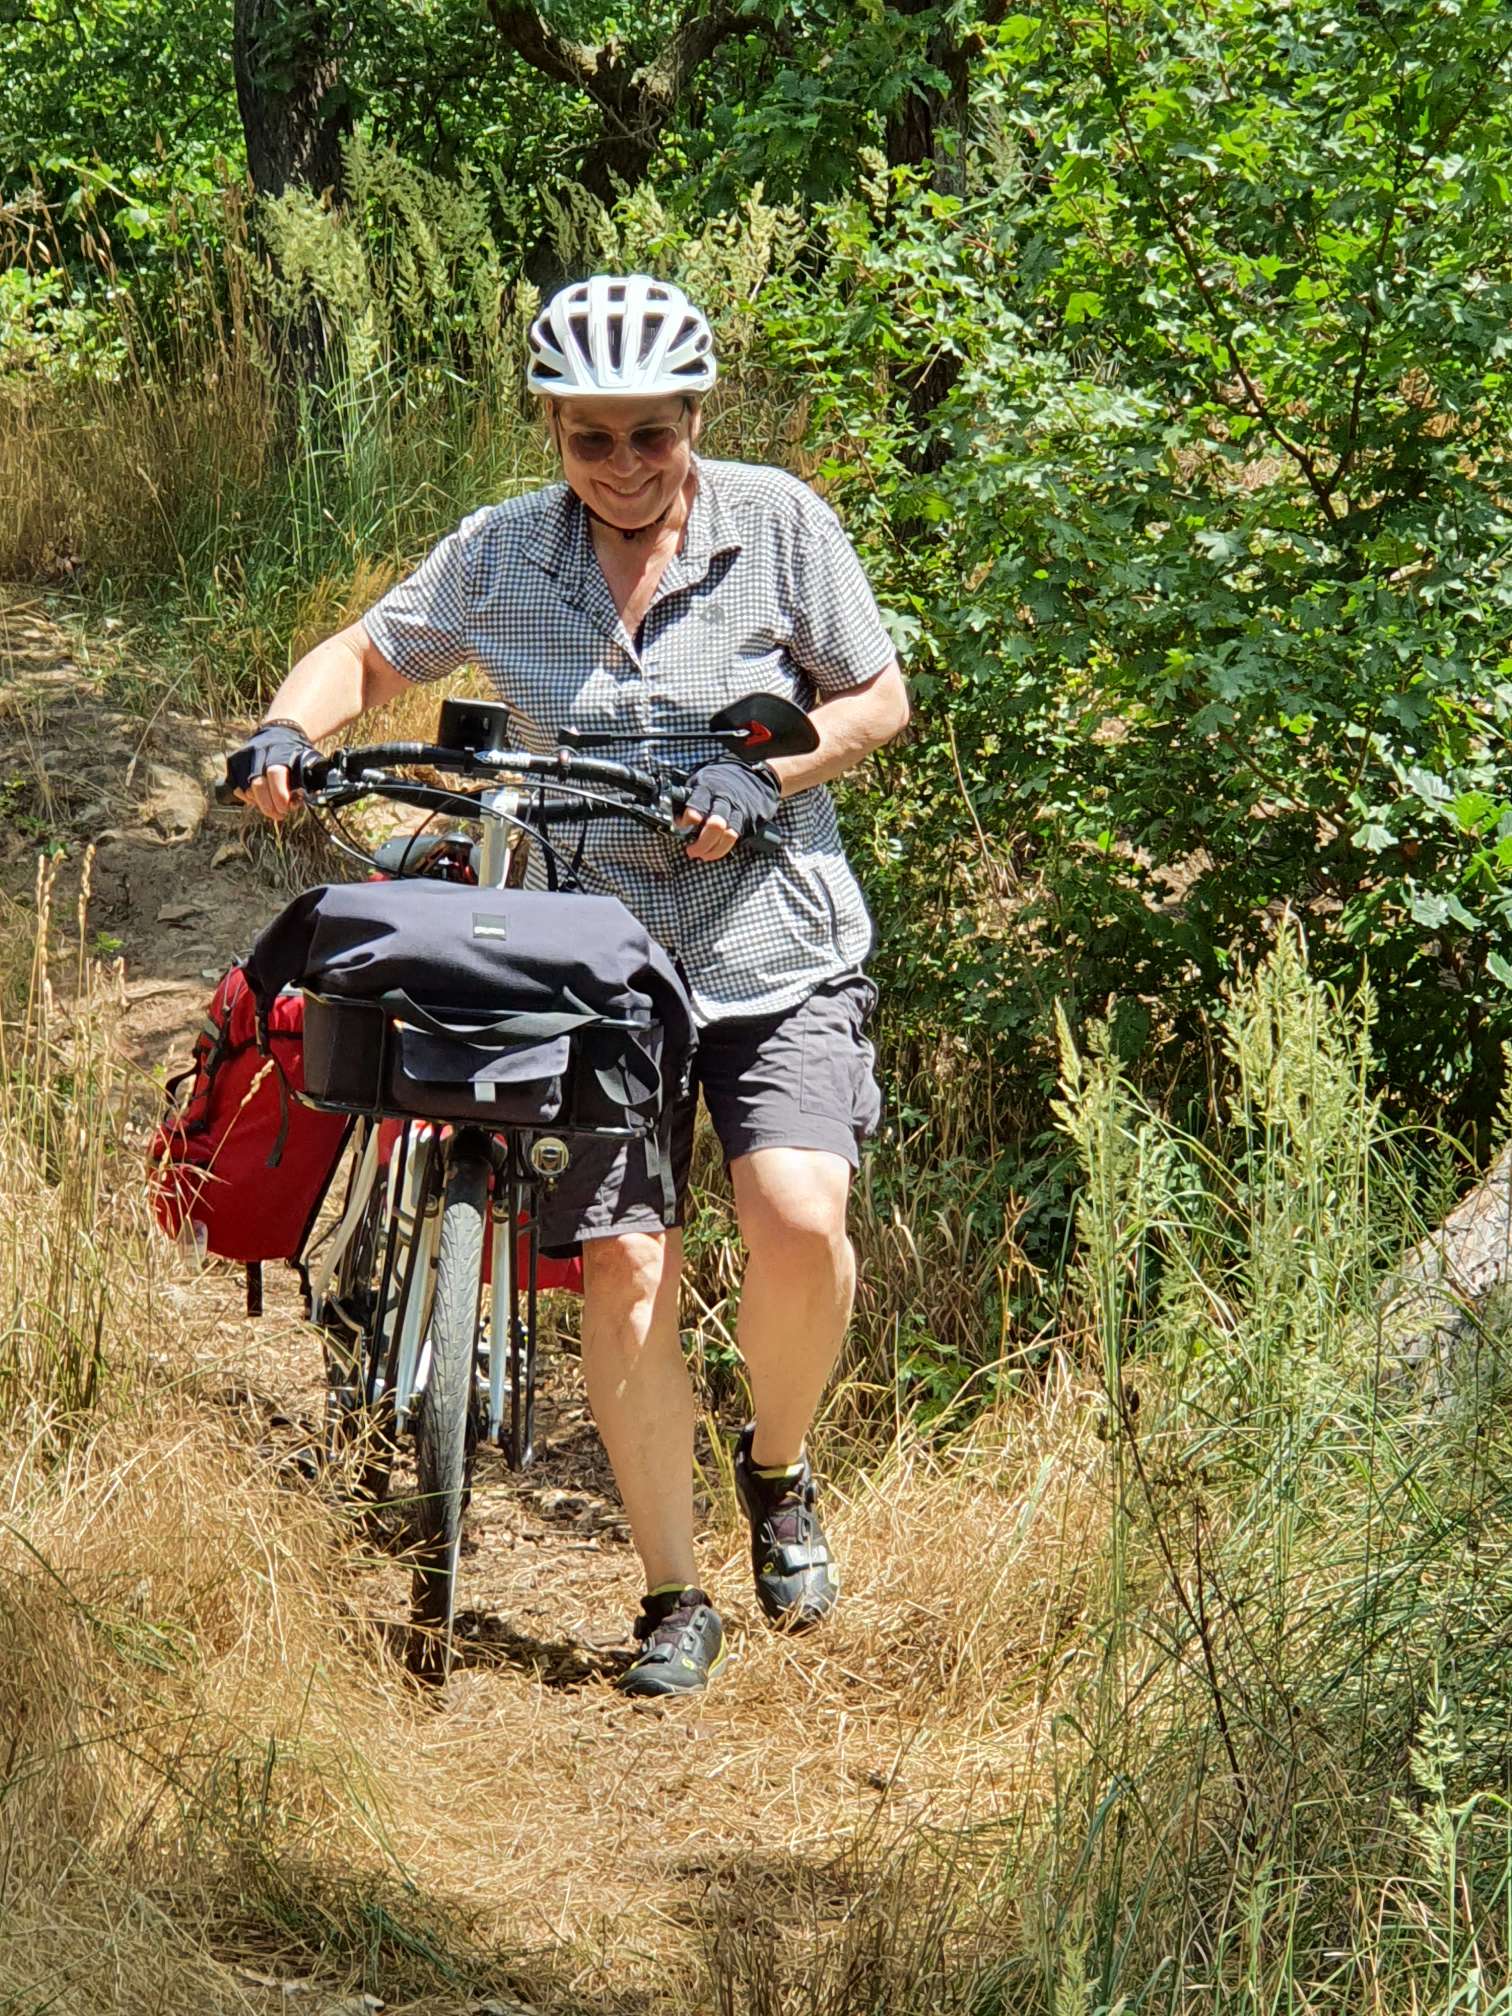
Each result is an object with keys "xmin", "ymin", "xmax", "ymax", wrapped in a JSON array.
[{"xmin": 660, "ymin": 457, "xmax": 742, "ymax": 593}]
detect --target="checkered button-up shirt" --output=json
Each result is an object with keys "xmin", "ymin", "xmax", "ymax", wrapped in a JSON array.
[{"xmin": 363, "ymin": 458, "xmax": 896, "ymax": 1022}]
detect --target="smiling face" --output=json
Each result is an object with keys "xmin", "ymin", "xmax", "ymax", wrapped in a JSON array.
[{"xmin": 548, "ymin": 394, "xmax": 701, "ymax": 532}]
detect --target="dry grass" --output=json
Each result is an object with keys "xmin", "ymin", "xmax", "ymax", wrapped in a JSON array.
[
  {"xmin": 0, "ymin": 882, "xmax": 1109, "ymax": 2011},
  {"xmin": 7, "ymin": 846, "xmax": 1512, "ymax": 2013},
  {"xmin": 0, "ymin": 1330, "xmax": 1098, "ymax": 2010}
]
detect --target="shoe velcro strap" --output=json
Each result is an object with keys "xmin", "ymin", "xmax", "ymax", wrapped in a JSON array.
[{"xmin": 767, "ymin": 1540, "xmax": 830, "ymax": 1575}]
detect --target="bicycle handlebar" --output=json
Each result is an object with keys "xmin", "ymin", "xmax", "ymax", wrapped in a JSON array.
[
  {"xmin": 214, "ymin": 740, "xmax": 662, "ymax": 806},
  {"xmin": 214, "ymin": 739, "xmax": 784, "ymax": 855}
]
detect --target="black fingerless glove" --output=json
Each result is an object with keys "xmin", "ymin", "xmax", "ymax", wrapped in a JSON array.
[
  {"xmin": 224, "ymin": 720, "xmax": 316, "ymax": 795},
  {"xmin": 682, "ymin": 758, "xmax": 782, "ymax": 842}
]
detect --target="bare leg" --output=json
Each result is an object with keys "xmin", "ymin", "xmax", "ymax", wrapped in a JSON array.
[
  {"xmin": 729, "ymin": 1149, "xmax": 855, "ymax": 1467},
  {"xmin": 578, "ymin": 1228, "xmax": 697, "ymax": 1592}
]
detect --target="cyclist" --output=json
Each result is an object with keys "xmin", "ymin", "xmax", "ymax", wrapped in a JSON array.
[{"xmin": 227, "ymin": 273, "xmax": 910, "ymax": 1697}]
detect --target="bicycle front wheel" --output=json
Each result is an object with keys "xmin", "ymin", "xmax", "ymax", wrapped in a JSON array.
[{"xmin": 408, "ymin": 1141, "xmax": 489, "ymax": 1682}]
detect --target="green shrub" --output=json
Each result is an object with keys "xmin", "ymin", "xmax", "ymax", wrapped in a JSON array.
[
  {"xmin": 759, "ymin": 0, "xmax": 1512, "ymax": 1197},
  {"xmin": 1036, "ymin": 926, "xmax": 1512, "ymax": 2010}
]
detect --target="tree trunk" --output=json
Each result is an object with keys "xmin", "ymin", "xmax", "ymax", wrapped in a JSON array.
[
  {"xmin": 881, "ymin": 4, "xmax": 984, "ymax": 472},
  {"xmin": 233, "ymin": 0, "xmax": 350, "ymax": 386},
  {"xmin": 1383, "ymin": 1143, "xmax": 1512, "ymax": 1383},
  {"xmin": 883, "ymin": 4, "xmax": 974, "ymax": 192},
  {"xmin": 233, "ymin": 0, "xmax": 349, "ymax": 204}
]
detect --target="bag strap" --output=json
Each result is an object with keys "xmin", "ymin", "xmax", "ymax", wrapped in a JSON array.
[
  {"xmin": 292, "ymin": 1115, "xmax": 355, "ymax": 1263},
  {"xmin": 645, "ymin": 1103, "xmax": 677, "ymax": 1221},
  {"xmin": 266, "ymin": 1057, "xmax": 292, "ymax": 1168},
  {"xmin": 379, "ymin": 991, "xmax": 639, "ymax": 1045},
  {"xmin": 163, "ymin": 1062, "xmax": 199, "ymax": 1107}
]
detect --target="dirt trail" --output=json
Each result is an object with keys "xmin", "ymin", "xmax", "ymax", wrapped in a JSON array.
[{"xmin": 1, "ymin": 594, "xmax": 280, "ymax": 1056}]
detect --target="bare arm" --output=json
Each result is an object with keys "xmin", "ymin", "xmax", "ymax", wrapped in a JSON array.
[
  {"xmin": 681, "ymin": 661, "xmax": 911, "ymax": 862},
  {"xmin": 239, "ymin": 621, "xmax": 412, "ymax": 820},
  {"xmin": 768, "ymin": 661, "xmax": 911, "ymax": 797}
]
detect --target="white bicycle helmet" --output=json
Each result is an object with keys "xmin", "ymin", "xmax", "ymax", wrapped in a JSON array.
[{"xmin": 527, "ymin": 274, "xmax": 717, "ymax": 399}]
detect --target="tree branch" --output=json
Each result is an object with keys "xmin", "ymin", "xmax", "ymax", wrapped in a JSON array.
[
  {"xmin": 484, "ymin": 2, "xmax": 634, "ymax": 117},
  {"xmin": 640, "ymin": 4, "xmax": 739, "ymax": 115},
  {"xmin": 487, "ymin": 0, "xmax": 741, "ymax": 127}
]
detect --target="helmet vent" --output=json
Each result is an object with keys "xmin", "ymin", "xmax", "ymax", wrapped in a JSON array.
[{"xmin": 527, "ymin": 274, "xmax": 716, "ymax": 399}]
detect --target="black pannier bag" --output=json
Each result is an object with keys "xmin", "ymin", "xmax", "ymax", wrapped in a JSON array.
[{"xmin": 244, "ymin": 881, "xmax": 697, "ymax": 1205}]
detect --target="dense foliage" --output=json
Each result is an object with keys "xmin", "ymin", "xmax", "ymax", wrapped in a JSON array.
[
  {"xmin": 795, "ymin": 0, "xmax": 1512, "ymax": 1160},
  {"xmin": 6, "ymin": 0, "xmax": 1512, "ymax": 1273}
]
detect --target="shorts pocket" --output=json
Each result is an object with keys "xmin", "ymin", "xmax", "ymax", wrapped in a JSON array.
[
  {"xmin": 798, "ymin": 976, "xmax": 880, "ymax": 1135},
  {"xmin": 852, "ymin": 1025, "xmax": 883, "ymax": 1143}
]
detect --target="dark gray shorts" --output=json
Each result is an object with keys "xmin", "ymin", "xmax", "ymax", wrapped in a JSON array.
[{"xmin": 538, "ymin": 973, "xmax": 882, "ymax": 1257}]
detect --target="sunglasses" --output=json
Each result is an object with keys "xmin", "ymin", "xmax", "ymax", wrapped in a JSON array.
[{"xmin": 562, "ymin": 420, "xmax": 686, "ymax": 466}]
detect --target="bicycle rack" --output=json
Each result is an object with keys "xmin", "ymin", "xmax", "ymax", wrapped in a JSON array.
[{"xmin": 387, "ymin": 1125, "xmax": 442, "ymax": 1434}]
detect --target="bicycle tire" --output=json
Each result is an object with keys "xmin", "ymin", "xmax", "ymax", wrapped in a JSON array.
[
  {"xmin": 408, "ymin": 1141, "xmax": 488, "ymax": 1681},
  {"xmin": 322, "ymin": 1149, "xmax": 388, "ymax": 1461},
  {"xmin": 322, "ymin": 1126, "xmax": 420, "ymax": 1507}
]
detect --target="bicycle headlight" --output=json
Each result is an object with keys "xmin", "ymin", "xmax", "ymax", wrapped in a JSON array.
[{"xmin": 529, "ymin": 1135, "xmax": 571, "ymax": 1178}]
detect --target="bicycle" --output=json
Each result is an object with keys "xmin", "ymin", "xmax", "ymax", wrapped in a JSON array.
[{"xmin": 218, "ymin": 689, "xmax": 816, "ymax": 1680}]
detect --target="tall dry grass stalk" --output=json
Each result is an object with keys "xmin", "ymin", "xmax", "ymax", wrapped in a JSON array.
[{"xmin": 0, "ymin": 855, "xmax": 143, "ymax": 1434}]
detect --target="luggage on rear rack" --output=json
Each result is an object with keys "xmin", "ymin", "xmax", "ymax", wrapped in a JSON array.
[
  {"xmin": 147, "ymin": 965, "xmax": 351, "ymax": 1314},
  {"xmin": 244, "ymin": 879, "xmax": 698, "ymax": 1215}
]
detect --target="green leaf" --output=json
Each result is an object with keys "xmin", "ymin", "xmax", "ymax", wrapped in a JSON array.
[
  {"xmin": 1353, "ymin": 824, "xmax": 1396, "ymax": 855},
  {"xmin": 1451, "ymin": 790, "xmax": 1499, "ymax": 833},
  {"xmin": 1410, "ymin": 892, "xmax": 1450, "ymax": 929}
]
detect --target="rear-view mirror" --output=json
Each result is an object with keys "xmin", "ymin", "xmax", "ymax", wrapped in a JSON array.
[{"xmin": 709, "ymin": 692, "xmax": 820, "ymax": 763}]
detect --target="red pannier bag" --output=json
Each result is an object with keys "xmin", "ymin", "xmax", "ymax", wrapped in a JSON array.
[
  {"xmin": 149, "ymin": 965, "xmax": 350, "ymax": 1310},
  {"xmin": 373, "ymin": 1119, "xmax": 583, "ymax": 1295}
]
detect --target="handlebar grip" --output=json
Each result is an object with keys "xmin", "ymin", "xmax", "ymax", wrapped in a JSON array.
[
  {"xmin": 667, "ymin": 784, "xmax": 783, "ymax": 858},
  {"xmin": 214, "ymin": 747, "xmax": 332, "ymax": 809}
]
